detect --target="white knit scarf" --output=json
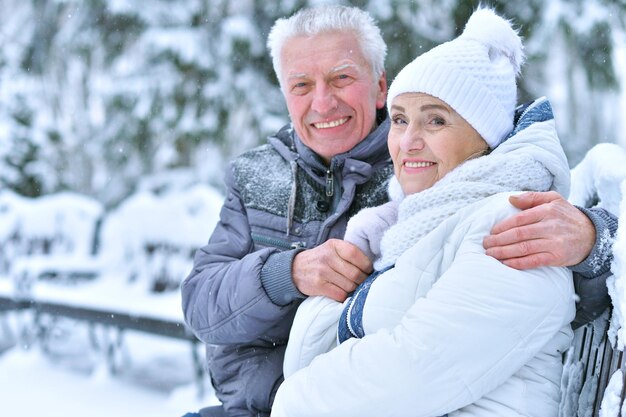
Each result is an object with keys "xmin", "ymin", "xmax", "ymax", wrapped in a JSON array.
[{"xmin": 374, "ymin": 153, "xmax": 553, "ymax": 270}]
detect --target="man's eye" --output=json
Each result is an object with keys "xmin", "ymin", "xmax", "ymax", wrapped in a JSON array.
[
  {"xmin": 290, "ymin": 82, "xmax": 310, "ymax": 94},
  {"xmin": 392, "ymin": 116, "xmax": 407, "ymax": 125},
  {"xmin": 333, "ymin": 74, "xmax": 353, "ymax": 86}
]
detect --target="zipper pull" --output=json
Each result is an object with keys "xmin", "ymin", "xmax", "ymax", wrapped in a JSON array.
[
  {"xmin": 290, "ymin": 241, "xmax": 307, "ymax": 249},
  {"xmin": 325, "ymin": 170, "xmax": 334, "ymax": 197}
]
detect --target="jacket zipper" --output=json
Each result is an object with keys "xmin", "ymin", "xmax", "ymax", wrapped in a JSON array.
[
  {"xmin": 518, "ymin": 96, "xmax": 545, "ymax": 122},
  {"xmin": 251, "ymin": 233, "xmax": 307, "ymax": 250},
  {"xmin": 325, "ymin": 170, "xmax": 334, "ymax": 197}
]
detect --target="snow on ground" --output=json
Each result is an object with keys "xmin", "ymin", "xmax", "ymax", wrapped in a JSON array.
[
  {"xmin": 0, "ymin": 280, "xmax": 221, "ymax": 416},
  {"xmin": 0, "ymin": 346, "xmax": 217, "ymax": 417},
  {"xmin": 0, "ymin": 183, "xmax": 225, "ymax": 416},
  {"xmin": 0, "ymin": 271, "xmax": 222, "ymax": 416}
]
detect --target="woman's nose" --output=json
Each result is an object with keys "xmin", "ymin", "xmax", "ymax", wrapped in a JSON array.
[{"xmin": 400, "ymin": 126, "xmax": 425, "ymax": 152}]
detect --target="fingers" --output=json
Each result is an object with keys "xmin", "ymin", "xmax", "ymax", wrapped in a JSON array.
[
  {"xmin": 486, "ymin": 205, "xmax": 547, "ymax": 238},
  {"xmin": 316, "ymin": 281, "xmax": 351, "ymax": 303},
  {"xmin": 507, "ymin": 191, "xmax": 562, "ymax": 211},
  {"xmin": 488, "ymin": 191, "xmax": 566, "ymax": 237},
  {"xmin": 500, "ymin": 252, "xmax": 560, "ymax": 270},
  {"xmin": 485, "ymin": 192, "xmax": 596, "ymax": 269},
  {"xmin": 292, "ymin": 239, "xmax": 373, "ymax": 302},
  {"xmin": 334, "ymin": 240, "xmax": 373, "ymax": 275},
  {"xmin": 484, "ymin": 236, "xmax": 559, "ymax": 265},
  {"xmin": 485, "ymin": 219, "xmax": 553, "ymax": 249},
  {"xmin": 484, "ymin": 210, "xmax": 569, "ymax": 269}
]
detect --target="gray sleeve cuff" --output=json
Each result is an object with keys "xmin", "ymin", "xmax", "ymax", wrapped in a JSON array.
[
  {"xmin": 569, "ymin": 206, "xmax": 618, "ymax": 278},
  {"xmin": 260, "ymin": 249, "xmax": 306, "ymax": 306},
  {"xmin": 572, "ymin": 271, "xmax": 611, "ymax": 329}
]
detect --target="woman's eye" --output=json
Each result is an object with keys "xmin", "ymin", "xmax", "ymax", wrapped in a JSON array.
[
  {"xmin": 430, "ymin": 116, "xmax": 445, "ymax": 126},
  {"xmin": 392, "ymin": 116, "xmax": 407, "ymax": 125}
]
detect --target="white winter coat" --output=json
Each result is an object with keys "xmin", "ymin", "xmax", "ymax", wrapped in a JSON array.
[{"xmin": 271, "ymin": 99, "xmax": 576, "ymax": 417}]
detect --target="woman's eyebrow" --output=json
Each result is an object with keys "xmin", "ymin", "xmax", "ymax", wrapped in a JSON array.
[
  {"xmin": 390, "ymin": 103, "xmax": 451, "ymax": 113},
  {"xmin": 420, "ymin": 103, "xmax": 451, "ymax": 113}
]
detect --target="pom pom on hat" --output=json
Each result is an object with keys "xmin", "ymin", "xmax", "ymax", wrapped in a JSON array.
[
  {"xmin": 387, "ymin": 7, "xmax": 525, "ymax": 148},
  {"xmin": 460, "ymin": 8, "xmax": 524, "ymax": 76}
]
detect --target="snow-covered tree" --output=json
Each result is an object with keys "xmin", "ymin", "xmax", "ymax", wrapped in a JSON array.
[{"xmin": 0, "ymin": 0, "xmax": 624, "ymax": 204}]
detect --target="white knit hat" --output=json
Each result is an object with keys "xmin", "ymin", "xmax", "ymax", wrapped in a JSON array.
[{"xmin": 387, "ymin": 8, "xmax": 524, "ymax": 148}]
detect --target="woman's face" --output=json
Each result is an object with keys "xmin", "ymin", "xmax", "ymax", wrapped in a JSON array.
[{"xmin": 388, "ymin": 93, "xmax": 488, "ymax": 195}]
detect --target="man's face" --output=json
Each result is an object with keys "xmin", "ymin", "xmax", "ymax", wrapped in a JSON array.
[{"xmin": 279, "ymin": 32, "xmax": 387, "ymax": 164}]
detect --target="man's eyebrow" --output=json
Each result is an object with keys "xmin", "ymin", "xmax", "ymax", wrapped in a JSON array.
[
  {"xmin": 330, "ymin": 63, "xmax": 357, "ymax": 73},
  {"xmin": 286, "ymin": 72, "xmax": 308, "ymax": 80},
  {"xmin": 285, "ymin": 64, "xmax": 359, "ymax": 81}
]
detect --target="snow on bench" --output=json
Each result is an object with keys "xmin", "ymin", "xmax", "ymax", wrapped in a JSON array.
[
  {"xmin": 0, "ymin": 191, "xmax": 104, "ymax": 293},
  {"xmin": 562, "ymin": 143, "xmax": 626, "ymax": 417},
  {"xmin": 97, "ymin": 184, "xmax": 222, "ymax": 293}
]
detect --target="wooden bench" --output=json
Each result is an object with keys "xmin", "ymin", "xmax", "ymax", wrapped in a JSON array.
[
  {"xmin": 560, "ymin": 310, "xmax": 626, "ymax": 416},
  {"xmin": 0, "ymin": 295, "xmax": 30, "ymax": 312},
  {"xmin": 0, "ymin": 294, "xmax": 206, "ymax": 397},
  {"xmin": 3, "ymin": 301, "xmax": 624, "ymax": 413}
]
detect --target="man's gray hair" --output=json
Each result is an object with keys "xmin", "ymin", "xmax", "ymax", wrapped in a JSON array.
[{"xmin": 267, "ymin": 5, "xmax": 387, "ymax": 86}]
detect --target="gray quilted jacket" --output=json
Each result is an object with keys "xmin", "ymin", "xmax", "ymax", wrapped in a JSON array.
[{"xmin": 182, "ymin": 112, "xmax": 393, "ymax": 417}]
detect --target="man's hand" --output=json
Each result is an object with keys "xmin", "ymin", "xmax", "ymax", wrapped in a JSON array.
[
  {"xmin": 292, "ymin": 239, "xmax": 372, "ymax": 302},
  {"xmin": 483, "ymin": 191, "xmax": 596, "ymax": 270}
]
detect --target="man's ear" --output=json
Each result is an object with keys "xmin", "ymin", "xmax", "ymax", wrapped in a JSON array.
[{"xmin": 376, "ymin": 71, "xmax": 388, "ymax": 109}]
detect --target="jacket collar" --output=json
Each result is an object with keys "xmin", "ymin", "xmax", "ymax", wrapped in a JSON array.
[{"xmin": 268, "ymin": 109, "xmax": 391, "ymax": 185}]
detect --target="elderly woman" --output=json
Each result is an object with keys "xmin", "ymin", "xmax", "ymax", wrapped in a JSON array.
[{"xmin": 271, "ymin": 8, "xmax": 575, "ymax": 417}]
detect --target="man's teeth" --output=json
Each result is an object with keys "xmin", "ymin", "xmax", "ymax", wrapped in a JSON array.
[
  {"xmin": 405, "ymin": 161, "xmax": 434, "ymax": 168},
  {"xmin": 314, "ymin": 117, "xmax": 348, "ymax": 129}
]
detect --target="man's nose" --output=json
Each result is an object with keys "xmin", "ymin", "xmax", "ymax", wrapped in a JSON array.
[{"xmin": 311, "ymin": 84, "xmax": 338, "ymax": 116}]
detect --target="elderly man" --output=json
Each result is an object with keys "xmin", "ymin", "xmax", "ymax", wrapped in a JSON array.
[{"xmin": 182, "ymin": 5, "xmax": 616, "ymax": 417}]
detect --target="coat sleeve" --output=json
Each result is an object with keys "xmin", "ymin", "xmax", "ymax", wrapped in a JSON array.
[
  {"xmin": 570, "ymin": 206, "xmax": 617, "ymax": 328},
  {"xmin": 282, "ymin": 295, "xmax": 344, "ymax": 378},
  {"xmin": 271, "ymin": 219, "xmax": 575, "ymax": 417},
  {"xmin": 181, "ymin": 167, "xmax": 299, "ymax": 345}
]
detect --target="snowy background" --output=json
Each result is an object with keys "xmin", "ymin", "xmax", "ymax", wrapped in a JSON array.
[{"xmin": 1, "ymin": 0, "xmax": 626, "ymax": 416}]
